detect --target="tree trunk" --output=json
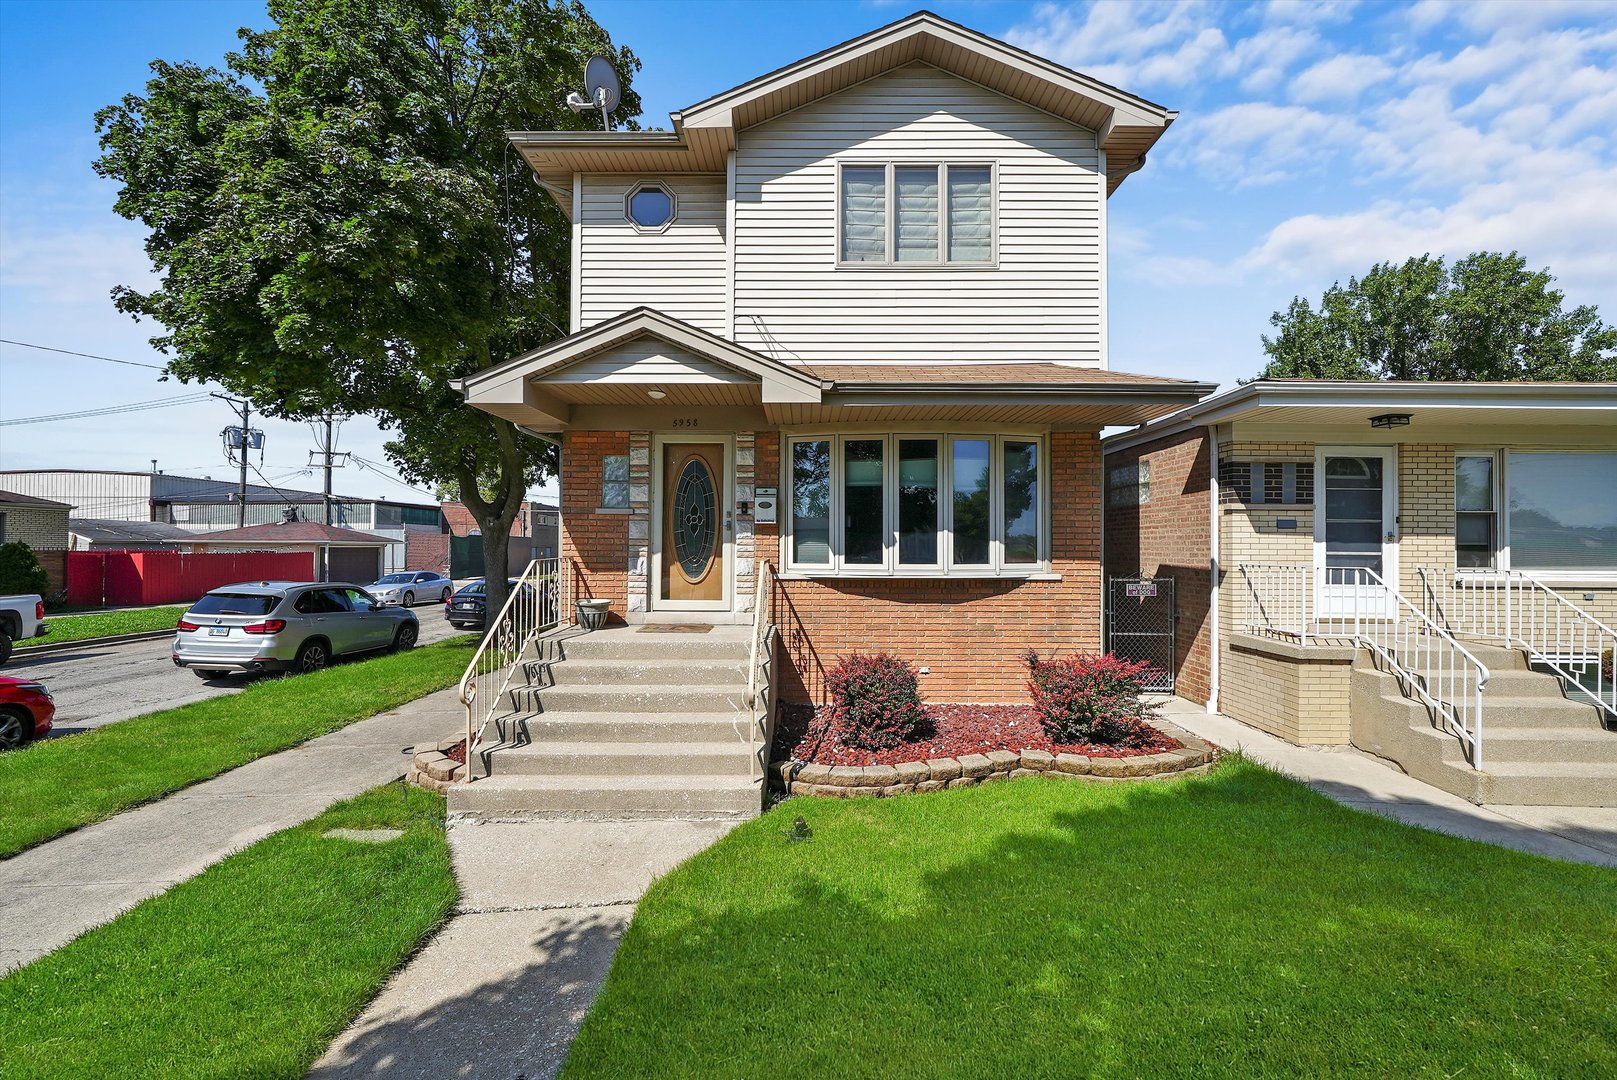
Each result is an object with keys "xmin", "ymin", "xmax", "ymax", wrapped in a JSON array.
[{"xmin": 456, "ymin": 418, "xmax": 528, "ymax": 643}]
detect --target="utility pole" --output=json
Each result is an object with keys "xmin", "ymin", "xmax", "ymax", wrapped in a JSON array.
[
  {"xmin": 308, "ymin": 416, "xmax": 350, "ymax": 581},
  {"xmin": 211, "ymin": 393, "xmax": 256, "ymax": 529}
]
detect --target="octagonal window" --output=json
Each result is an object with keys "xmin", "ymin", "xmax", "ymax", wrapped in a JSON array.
[{"xmin": 626, "ymin": 182, "xmax": 675, "ymax": 232}]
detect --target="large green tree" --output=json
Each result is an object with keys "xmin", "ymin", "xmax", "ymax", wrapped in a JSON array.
[
  {"xmin": 1258, "ymin": 252, "xmax": 1616, "ymax": 381},
  {"xmin": 96, "ymin": 0, "xmax": 640, "ymax": 624}
]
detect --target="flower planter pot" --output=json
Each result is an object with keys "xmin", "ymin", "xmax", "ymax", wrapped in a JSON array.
[{"xmin": 576, "ymin": 599, "xmax": 611, "ymax": 632}]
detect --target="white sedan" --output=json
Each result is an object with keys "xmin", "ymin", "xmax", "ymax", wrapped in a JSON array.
[{"xmin": 363, "ymin": 571, "xmax": 454, "ymax": 607}]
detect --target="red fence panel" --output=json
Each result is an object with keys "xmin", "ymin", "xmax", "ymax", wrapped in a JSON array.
[{"xmin": 63, "ymin": 550, "xmax": 314, "ymax": 607}]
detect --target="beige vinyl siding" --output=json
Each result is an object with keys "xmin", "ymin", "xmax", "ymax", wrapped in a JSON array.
[
  {"xmin": 577, "ymin": 173, "xmax": 728, "ymax": 334},
  {"xmin": 549, "ymin": 338, "xmax": 753, "ymax": 385},
  {"xmin": 733, "ymin": 63, "xmax": 1105, "ymax": 365}
]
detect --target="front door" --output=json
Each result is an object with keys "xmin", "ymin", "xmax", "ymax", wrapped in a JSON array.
[
  {"xmin": 1315, "ymin": 447, "xmax": 1397, "ymax": 620},
  {"xmin": 656, "ymin": 441, "xmax": 729, "ymax": 610}
]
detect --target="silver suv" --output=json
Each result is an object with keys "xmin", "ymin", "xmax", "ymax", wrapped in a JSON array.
[{"xmin": 172, "ymin": 581, "xmax": 419, "ymax": 679}]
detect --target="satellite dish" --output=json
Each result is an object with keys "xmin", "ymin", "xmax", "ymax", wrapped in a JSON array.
[{"xmin": 583, "ymin": 56, "xmax": 620, "ymax": 126}]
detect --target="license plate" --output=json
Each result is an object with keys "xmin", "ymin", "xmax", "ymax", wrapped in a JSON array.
[{"xmin": 209, "ymin": 626, "xmax": 229, "ymax": 637}]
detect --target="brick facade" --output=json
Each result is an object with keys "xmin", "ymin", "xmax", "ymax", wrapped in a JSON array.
[
  {"xmin": 404, "ymin": 529, "xmax": 450, "ymax": 574},
  {"xmin": 1102, "ymin": 428, "xmax": 1214, "ymax": 705},
  {"xmin": 0, "ymin": 500, "xmax": 71, "ymax": 600},
  {"xmin": 561, "ymin": 429, "xmax": 1104, "ymax": 704}
]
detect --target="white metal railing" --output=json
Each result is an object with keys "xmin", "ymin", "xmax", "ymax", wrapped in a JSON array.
[
  {"xmin": 1238, "ymin": 563, "xmax": 1311, "ymax": 644},
  {"xmin": 745, "ymin": 562, "xmax": 778, "ymax": 788},
  {"xmin": 458, "ymin": 557, "xmax": 562, "ymax": 781},
  {"xmin": 1238, "ymin": 563, "xmax": 1491, "ymax": 767},
  {"xmin": 1419, "ymin": 567, "xmax": 1617, "ymax": 724}
]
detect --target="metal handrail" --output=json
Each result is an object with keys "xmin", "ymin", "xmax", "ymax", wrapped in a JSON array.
[
  {"xmin": 1238, "ymin": 562, "xmax": 1490, "ymax": 767},
  {"xmin": 457, "ymin": 557, "xmax": 562, "ymax": 782},
  {"xmin": 1419, "ymin": 567, "xmax": 1616, "ymax": 724},
  {"xmin": 745, "ymin": 562, "xmax": 777, "ymax": 788}
]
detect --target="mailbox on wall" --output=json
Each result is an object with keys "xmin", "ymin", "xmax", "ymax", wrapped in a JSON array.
[{"xmin": 754, "ymin": 486, "xmax": 778, "ymax": 524}]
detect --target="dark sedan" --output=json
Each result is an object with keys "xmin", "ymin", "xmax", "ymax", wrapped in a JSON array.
[{"xmin": 443, "ymin": 579, "xmax": 524, "ymax": 630}]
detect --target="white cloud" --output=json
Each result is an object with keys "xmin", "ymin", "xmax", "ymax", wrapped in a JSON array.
[{"xmin": 1288, "ymin": 53, "xmax": 1395, "ymax": 103}]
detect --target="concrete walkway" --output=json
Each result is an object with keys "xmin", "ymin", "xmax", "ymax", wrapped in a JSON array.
[
  {"xmin": 307, "ymin": 818, "xmax": 734, "ymax": 1079},
  {"xmin": 0, "ymin": 687, "xmax": 463, "ymax": 973},
  {"xmin": 1156, "ymin": 697, "xmax": 1617, "ymax": 867}
]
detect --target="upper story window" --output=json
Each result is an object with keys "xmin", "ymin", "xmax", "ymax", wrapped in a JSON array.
[
  {"xmin": 839, "ymin": 162, "xmax": 994, "ymax": 266},
  {"xmin": 625, "ymin": 182, "xmax": 675, "ymax": 233}
]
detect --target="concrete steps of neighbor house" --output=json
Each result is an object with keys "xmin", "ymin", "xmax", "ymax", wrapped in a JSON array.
[
  {"xmin": 448, "ymin": 773, "xmax": 761, "ymax": 820},
  {"xmin": 1350, "ymin": 657, "xmax": 1617, "ymax": 808},
  {"xmin": 448, "ymin": 625, "xmax": 762, "ymax": 821}
]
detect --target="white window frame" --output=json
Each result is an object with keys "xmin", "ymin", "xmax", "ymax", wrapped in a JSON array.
[
  {"xmin": 782, "ymin": 430, "xmax": 1049, "ymax": 578},
  {"xmin": 624, "ymin": 179, "xmax": 677, "ymax": 234},
  {"xmin": 1460, "ymin": 448, "xmax": 1617, "ymax": 583},
  {"xmin": 834, "ymin": 161, "xmax": 998, "ymax": 269},
  {"xmin": 1453, "ymin": 450, "xmax": 1500, "ymax": 571}
]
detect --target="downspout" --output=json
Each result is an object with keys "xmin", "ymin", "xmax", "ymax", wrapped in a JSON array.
[{"xmin": 1207, "ymin": 424, "xmax": 1220, "ymax": 713}]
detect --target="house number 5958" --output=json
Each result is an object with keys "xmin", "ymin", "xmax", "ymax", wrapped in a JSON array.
[{"xmin": 672, "ymin": 418, "xmax": 701, "ymax": 428}]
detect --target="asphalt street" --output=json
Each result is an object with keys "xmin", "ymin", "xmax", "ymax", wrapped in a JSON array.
[{"xmin": 8, "ymin": 610, "xmax": 473, "ymax": 737}]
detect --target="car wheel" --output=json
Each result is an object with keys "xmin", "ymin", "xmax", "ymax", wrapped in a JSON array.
[
  {"xmin": 393, "ymin": 623, "xmax": 419, "ymax": 652},
  {"xmin": 0, "ymin": 706, "xmax": 31, "ymax": 750},
  {"xmin": 294, "ymin": 640, "xmax": 330, "ymax": 674},
  {"xmin": 441, "ymin": 587, "xmax": 452, "ymax": 603},
  {"xmin": 0, "ymin": 629, "xmax": 12, "ymax": 668},
  {"xmin": 403, "ymin": 590, "xmax": 415, "ymax": 607}
]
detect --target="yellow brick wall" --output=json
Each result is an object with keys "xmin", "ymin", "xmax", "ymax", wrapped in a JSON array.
[
  {"xmin": 1219, "ymin": 635, "xmax": 1355, "ymax": 744},
  {"xmin": 1, "ymin": 505, "xmax": 70, "ymax": 551},
  {"xmin": 1216, "ymin": 439, "xmax": 1314, "ymax": 642}
]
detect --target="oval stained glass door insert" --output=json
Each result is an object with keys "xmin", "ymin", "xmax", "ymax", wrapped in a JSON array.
[{"xmin": 673, "ymin": 457, "xmax": 717, "ymax": 579}]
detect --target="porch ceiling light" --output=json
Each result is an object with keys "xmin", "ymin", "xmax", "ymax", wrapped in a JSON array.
[
  {"xmin": 647, "ymin": 388, "xmax": 667, "ymax": 400},
  {"xmin": 1369, "ymin": 413, "xmax": 1412, "ymax": 429}
]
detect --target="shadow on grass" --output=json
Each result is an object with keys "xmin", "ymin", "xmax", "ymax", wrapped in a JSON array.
[{"xmin": 559, "ymin": 761, "xmax": 1617, "ymax": 1080}]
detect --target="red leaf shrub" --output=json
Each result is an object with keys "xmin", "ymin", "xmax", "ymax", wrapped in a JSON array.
[
  {"xmin": 824, "ymin": 652, "xmax": 928, "ymax": 750},
  {"xmin": 1023, "ymin": 649, "xmax": 1162, "ymax": 745}
]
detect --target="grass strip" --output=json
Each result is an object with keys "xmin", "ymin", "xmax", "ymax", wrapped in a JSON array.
[
  {"xmin": 0, "ymin": 636, "xmax": 475, "ymax": 857},
  {"xmin": 0, "ymin": 783, "xmax": 456, "ymax": 1079},
  {"xmin": 17, "ymin": 605, "xmax": 188, "ymax": 648},
  {"xmin": 563, "ymin": 757, "xmax": 1617, "ymax": 1079}
]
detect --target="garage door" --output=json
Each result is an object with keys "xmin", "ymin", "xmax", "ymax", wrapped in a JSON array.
[{"xmin": 328, "ymin": 547, "xmax": 381, "ymax": 584}]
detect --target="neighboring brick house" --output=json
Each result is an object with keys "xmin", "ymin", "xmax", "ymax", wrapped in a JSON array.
[
  {"xmin": 458, "ymin": 12, "xmax": 1213, "ymax": 704},
  {"xmin": 1104, "ymin": 380, "xmax": 1617, "ymax": 808},
  {"xmin": 0, "ymin": 489, "xmax": 73, "ymax": 600}
]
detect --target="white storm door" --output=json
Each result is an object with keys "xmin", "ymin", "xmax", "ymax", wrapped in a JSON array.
[{"xmin": 1315, "ymin": 447, "xmax": 1398, "ymax": 621}]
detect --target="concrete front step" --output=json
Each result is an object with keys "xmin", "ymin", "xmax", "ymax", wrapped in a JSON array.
[
  {"xmin": 1480, "ymin": 762, "xmax": 1617, "ymax": 807},
  {"xmin": 1472, "ymin": 695, "xmax": 1606, "ymax": 730},
  {"xmin": 521, "ymin": 710, "xmax": 754, "ymax": 742},
  {"xmin": 486, "ymin": 740, "xmax": 755, "ymax": 777},
  {"xmin": 1481, "ymin": 727, "xmax": 1617, "ymax": 764},
  {"xmin": 448, "ymin": 773, "xmax": 761, "ymax": 819},
  {"xmin": 538, "ymin": 683, "xmax": 750, "ymax": 714},
  {"xmin": 554, "ymin": 656, "xmax": 749, "ymax": 686},
  {"xmin": 560, "ymin": 627, "xmax": 751, "ymax": 661}
]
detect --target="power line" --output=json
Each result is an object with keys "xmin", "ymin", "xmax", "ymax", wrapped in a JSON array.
[
  {"xmin": 0, "ymin": 338, "xmax": 168, "ymax": 371},
  {"xmin": 350, "ymin": 454, "xmax": 439, "ymax": 499},
  {"xmin": 0, "ymin": 392, "xmax": 213, "ymax": 427}
]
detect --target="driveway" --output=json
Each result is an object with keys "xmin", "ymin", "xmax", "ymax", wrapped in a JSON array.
[{"xmin": 8, "ymin": 613, "xmax": 472, "ymax": 736}]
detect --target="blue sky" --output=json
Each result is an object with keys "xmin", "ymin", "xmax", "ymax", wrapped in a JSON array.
[{"xmin": 3, "ymin": 1, "xmax": 1614, "ymax": 498}]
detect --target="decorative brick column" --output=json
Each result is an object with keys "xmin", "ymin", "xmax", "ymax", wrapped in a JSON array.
[{"xmin": 627, "ymin": 432, "xmax": 652, "ymax": 614}]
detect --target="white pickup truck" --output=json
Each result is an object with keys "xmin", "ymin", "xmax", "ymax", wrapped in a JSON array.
[{"xmin": 0, "ymin": 594, "xmax": 49, "ymax": 666}]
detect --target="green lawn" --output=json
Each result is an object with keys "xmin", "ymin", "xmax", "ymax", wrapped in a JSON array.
[
  {"xmin": 563, "ymin": 759, "xmax": 1617, "ymax": 1079},
  {"xmin": 0, "ymin": 636, "xmax": 475, "ymax": 857},
  {"xmin": 0, "ymin": 784, "xmax": 456, "ymax": 1079},
  {"xmin": 17, "ymin": 605, "xmax": 188, "ymax": 648}
]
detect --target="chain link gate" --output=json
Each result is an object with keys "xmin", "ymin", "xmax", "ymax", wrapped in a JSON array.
[{"xmin": 1108, "ymin": 576, "xmax": 1175, "ymax": 692}]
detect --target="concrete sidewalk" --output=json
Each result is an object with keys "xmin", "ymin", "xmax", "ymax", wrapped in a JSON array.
[
  {"xmin": 308, "ymin": 818, "xmax": 735, "ymax": 1080},
  {"xmin": 0, "ymin": 687, "xmax": 463, "ymax": 973},
  {"xmin": 1156, "ymin": 697, "xmax": 1617, "ymax": 868}
]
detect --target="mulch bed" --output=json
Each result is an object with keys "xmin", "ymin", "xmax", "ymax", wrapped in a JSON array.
[
  {"xmin": 775, "ymin": 703, "xmax": 1180, "ymax": 767},
  {"xmin": 442, "ymin": 739, "xmax": 467, "ymax": 765}
]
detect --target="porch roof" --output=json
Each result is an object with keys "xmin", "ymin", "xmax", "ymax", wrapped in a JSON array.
[
  {"xmin": 1104, "ymin": 379, "xmax": 1617, "ymax": 453},
  {"xmin": 455, "ymin": 308, "xmax": 1215, "ymax": 432}
]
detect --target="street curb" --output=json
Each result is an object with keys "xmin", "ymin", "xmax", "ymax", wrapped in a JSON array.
[{"xmin": 14, "ymin": 628, "xmax": 175, "ymax": 656}]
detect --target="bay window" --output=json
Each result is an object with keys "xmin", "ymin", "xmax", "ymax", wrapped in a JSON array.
[
  {"xmin": 1453, "ymin": 451, "xmax": 1617, "ymax": 575},
  {"xmin": 839, "ymin": 162, "xmax": 995, "ymax": 265},
  {"xmin": 785, "ymin": 433, "xmax": 1047, "ymax": 575}
]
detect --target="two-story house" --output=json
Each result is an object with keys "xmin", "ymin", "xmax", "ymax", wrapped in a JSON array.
[{"xmin": 461, "ymin": 10, "xmax": 1211, "ymax": 692}]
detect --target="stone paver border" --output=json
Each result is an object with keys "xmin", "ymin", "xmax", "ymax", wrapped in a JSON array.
[
  {"xmin": 772, "ymin": 722, "xmax": 1215, "ymax": 797},
  {"xmin": 408, "ymin": 737, "xmax": 466, "ymax": 792}
]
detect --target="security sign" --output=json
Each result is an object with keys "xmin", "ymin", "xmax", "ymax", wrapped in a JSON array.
[{"xmin": 1125, "ymin": 582, "xmax": 1158, "ymax": 598}]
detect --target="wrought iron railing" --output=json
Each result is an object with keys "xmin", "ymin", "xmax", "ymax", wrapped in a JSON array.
[
  {"xmin": 1238, "ymin": 563, "xmax": 1491, "ymax": 767},
  {"xmin": 745, "ymin": 561, "xmax": 779, "ymax": 794},
  {"xmin": 1419, "ymin": 567, "xmax": 1616, "ymax": 725},
  {"xmin": 457, "ymin": 557, "xmax": 562, "ymax": 781}
]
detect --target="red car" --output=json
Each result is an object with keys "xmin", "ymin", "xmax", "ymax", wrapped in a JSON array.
[{"xmin": 0, "ymin": 676, "xmax": 54, "ymax": 749}]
